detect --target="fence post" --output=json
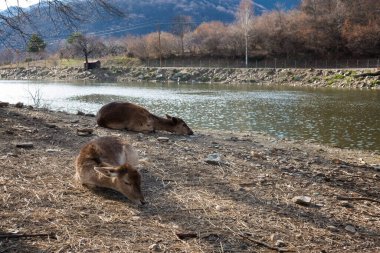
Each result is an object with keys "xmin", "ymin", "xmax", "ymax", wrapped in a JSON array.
[
  {"xmin": 264, "ymin": 59, "xmax": 267, "ymax": 68},
  {"xmin": 274, "ymin": 58, "xmax": 277, "ymax": 69},
  {"xmin": 367, "ymin": 59, "xmax": 370, "ymax": 68},
  {"xmin": 255, "ymin": 59, "xmax": 258, "ymax": 68},
  {"xmin": 199, "ymin": 59, "xmax": 202, "ymax": 67},
  {"xmin": 294, "ymin": 60, "xmax": 296, "ymax": 69},
  {"xmin": 377, "ymin": 59, "xmax": 379, "ymax": 68}
]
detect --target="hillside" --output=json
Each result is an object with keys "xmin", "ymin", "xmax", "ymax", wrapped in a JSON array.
[{"xmin": 1, "ymin": 0, "xmax": 300, "ymax": 45}]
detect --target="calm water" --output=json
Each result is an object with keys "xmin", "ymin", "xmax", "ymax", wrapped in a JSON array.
[{"xmin": 0, "ymin": 80, "xmax": 379, "ymax": 151}]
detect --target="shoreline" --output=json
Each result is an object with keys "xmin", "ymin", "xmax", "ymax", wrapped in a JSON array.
[{"xmin": 0, "ymin": 66, "xmax": 379, "ymax": 89}]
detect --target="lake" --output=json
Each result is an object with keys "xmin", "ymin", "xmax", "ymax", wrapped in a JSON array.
[{"xmin": 0, "ymin": 80, "xmax": 379, "ymax": 151}]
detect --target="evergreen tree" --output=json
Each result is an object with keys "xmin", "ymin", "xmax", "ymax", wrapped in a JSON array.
[{"xmin": 27, "ymin": 34, "xmax": 46, "ymax": 53}]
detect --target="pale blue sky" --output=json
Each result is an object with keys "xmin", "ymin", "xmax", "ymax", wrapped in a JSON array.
[{"xmin": 0, "ymin": 0, "xmax": 39, "ymax": 10}]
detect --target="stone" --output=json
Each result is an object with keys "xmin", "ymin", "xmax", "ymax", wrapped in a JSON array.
[
  {"xmin": 157, "ymin": 137, "xmax": 169, "ymax": 142},
  {"xmin": 148, "ymin": 243, "xmax": 162, "ymax": 252},
  {"xmin": 275, "ymin": 240, "xmax": 286, "ymax": 247},
  {"xmin": 77, "ymin": 128, "xmax": 94, "ymax": 136},
  {"xmin": 46, "ymin": 149, "xmax": 60, "ymax": 153},
  {"xmin": 345, "ymin": 225, "xmax": 356, "ymax": 233},
  {"xmin": 205, "ymin": 153, "xmax": 224, "ymax": 165},
  {"xmin": 292, "ymin": 196, "xmax": 312, "ymax": 206},
  {"xmin": 137, "ymin": 133, "xmax": 144, "ymax": 141}
]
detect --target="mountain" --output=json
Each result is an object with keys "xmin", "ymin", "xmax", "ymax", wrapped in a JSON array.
[
  {"xmin": 1, "ymin": 0, "xmax": 300, "ymax": 47},
  {"xmin": 78, "ymin": 0, "xmax": 300, "ymax": 37}
]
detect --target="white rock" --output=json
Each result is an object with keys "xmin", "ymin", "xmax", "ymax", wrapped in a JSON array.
[
  {"xmin": 148, "ymin": 243, "xmax": 162, "ymax": 252},
  {"xmin": 292, "ymin": 196, "xmax": 312, "ymax": 206},
  {"xmin": 157, "ymin": 137, "xmax": 169, "ymax": 142}
]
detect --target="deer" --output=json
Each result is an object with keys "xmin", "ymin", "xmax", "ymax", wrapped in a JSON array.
[
  {"xmin": 75, "ymin": 136, "xmax": 145, "ymax": 205},
  {"xmin": 96, "ymin": 102, "xmax": 194, "ymax": 135}
]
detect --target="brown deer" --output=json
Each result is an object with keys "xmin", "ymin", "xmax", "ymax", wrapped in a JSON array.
[
  {"xmin": 75, "ymin": 136, "xmax": 145, "ymax": 205},
  {"xmin": 96, "ymin": 102, "xmax": 194, "ymax": 135}
]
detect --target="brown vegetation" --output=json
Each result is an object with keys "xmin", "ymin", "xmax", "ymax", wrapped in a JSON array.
[
  {"xmin": 1, "ymin": 0, "xmax": 379, "ymax": 66},
  {"xmin": 121, "ymin": 0, "xmax": 380, "ymax": 60}
]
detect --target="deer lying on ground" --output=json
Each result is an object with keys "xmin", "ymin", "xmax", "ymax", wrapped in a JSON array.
[
  {"xmin": 96, "ymin": 102, "xmax": 194, "ymax": 135},
  {"xmin": 75, "ymin": 136, "xmax": 145, "ymax": 205}
]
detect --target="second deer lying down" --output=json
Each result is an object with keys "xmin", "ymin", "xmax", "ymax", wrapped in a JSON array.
[
  {"xmin": 75, "ymin": 136, "xmax": 145, "ymax": 205},
  {"xmin": 96, "ymin": 101, "xmax": 194, "ymax": 135}
]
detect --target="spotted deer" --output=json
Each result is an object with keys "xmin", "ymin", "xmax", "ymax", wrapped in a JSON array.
[
  {"xmin": 96, "ymin": 102, "xmax": 194, "ymax": 135},
  {"xmin": 75, "ymin": 136, "xmax": 145, "ymax": 205}
]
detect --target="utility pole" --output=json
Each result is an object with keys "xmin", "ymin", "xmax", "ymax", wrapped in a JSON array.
[
  {"xmin": 157, "ymin": 23, "xmax": 162, "ymax": 67},
  {"xmin": 245, "ymin": 7, "xmax": 249, "ymax": 68}
]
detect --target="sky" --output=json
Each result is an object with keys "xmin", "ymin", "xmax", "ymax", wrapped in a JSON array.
[{"xmin": 0, "ymin": 0, "xmax": 39, "ymax": 10}]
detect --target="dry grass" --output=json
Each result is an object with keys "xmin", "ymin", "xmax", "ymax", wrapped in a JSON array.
[
  {"xmin": 0, "ymin": 105, "xmax": 379, "ymax": 252},
  {"xmin": 1, "ymin": 56, "xmax": 142, "ymax": 69}
]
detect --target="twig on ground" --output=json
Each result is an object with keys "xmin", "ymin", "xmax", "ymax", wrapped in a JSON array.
[
  {"xmin": 336, "ymin": 196, "xmax": 380, "ymax": 204},
  {"xmin": 0, "ymin": 233, "xmax": 56, "ymax": 240},
  {"xmin": 238, "ymin": 233, "xmax": 296, "ymax": 252}
]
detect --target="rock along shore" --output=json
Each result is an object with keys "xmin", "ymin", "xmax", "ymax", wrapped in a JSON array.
[{"xmin": 0, "ymin": 66, "xmax": 379, "ymax": 89}]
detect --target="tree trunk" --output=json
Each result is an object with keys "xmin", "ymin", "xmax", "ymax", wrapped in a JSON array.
[{"xmin": 84, "ymin": 51, "xmax": 89, "ymax": 70}]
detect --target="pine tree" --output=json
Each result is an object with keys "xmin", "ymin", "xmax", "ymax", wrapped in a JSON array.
[{"xmin": 27, "ymin": 34, "xmax": 46, "ymax": 53}]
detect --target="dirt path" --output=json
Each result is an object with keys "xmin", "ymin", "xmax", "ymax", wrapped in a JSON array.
[{"xmin": 0, "ymin": 104, "xmax": 379, "ymax": 252}]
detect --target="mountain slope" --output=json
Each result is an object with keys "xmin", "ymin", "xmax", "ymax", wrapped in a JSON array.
[
  {"xmin": 74, "ymin": 0, "xmax": 300, "ymax": 37},
  {"xmin": 1, "ymin": 0, "xmax": 300, "ymax": 47}
]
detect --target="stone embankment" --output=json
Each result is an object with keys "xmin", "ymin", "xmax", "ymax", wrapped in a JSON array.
[{"xmin": 0, "ymin": 66, "xmax": 379, "ymax": 88}]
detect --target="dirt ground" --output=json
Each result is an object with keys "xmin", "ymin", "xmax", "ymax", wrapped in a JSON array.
[{"xmin": 0, "ymin": 104, "xmax": 379, "ymax": 253}]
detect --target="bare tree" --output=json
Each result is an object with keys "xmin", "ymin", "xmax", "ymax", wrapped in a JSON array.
[
  {"xmin": 66, "ymin": 32, "xmax": 105, "ymax": 69},
  {"xmin": 235, "ymin": 0, "xmax": 254, "ymax": 67},
  {"xmin": 0, "ymin": 0, "xmax": 122, "ymax": 48}
]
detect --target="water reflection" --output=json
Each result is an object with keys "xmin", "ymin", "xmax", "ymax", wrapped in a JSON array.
[{"xmin": 0, "ymin": 80, "xmax": 378, "ymax": 151}]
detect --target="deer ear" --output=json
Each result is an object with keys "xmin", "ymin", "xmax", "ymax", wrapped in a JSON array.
[
  {"xmin": 94, "ymin": 167, "xmax": 119, "ymax": 177},
  {"xmin": 171, "ymin": 117, "xmax": 178, "ymax": 124}
]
